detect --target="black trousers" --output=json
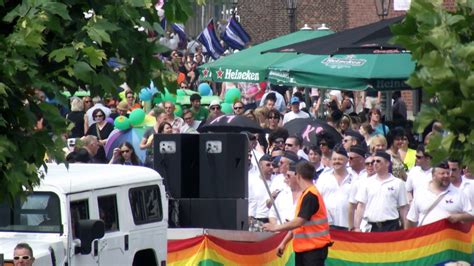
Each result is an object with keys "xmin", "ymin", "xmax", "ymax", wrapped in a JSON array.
[
  {"xmin": 295, "ymin": 245, "xmax": 328, "ymax": 266},
  {"xmin": 369, "ymin": 219, "xmax": 401, "ymax": 232}
]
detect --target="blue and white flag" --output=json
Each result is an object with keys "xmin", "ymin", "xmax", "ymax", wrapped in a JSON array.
[
  {"xmin": 171, "ymin": 23, "xmax": 187, "ymax": 50},
  {"xmin": 222, "ymin": 17, "xmax": 250, "ymax": 50},
  {"xmin": 197, "ymin": 19, "xmax": 224, "ymax": 60}
]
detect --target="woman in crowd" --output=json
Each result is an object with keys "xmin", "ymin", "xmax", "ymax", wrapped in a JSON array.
[
  {"xmin": 265, "ymin": 109, "xmax": 281, "ymax": 133},
  {"xmin": 386, "ymin": 127, "xmax": 408, "ymax": 181},
  {"xmin": 398, "ymin": 127, "xmax": 417, "ymax": 170},
  {"xmin": 368, "ymin": 134, "xmax": 387, "ymax": 154},
  {"xmin": 158, "ymin": 122, "xmax": 173, "ymax": 134},
  {"xmin": 140, "ymin": 108, "xmax": 167, "ymax": 167},
  {"xmin": 86, "ymin": 108, "xmax": 114, "ymax": 163},
  {"xmin": 109, "ymin": 142, "xmax": 142, "ymax": 165},
  {"xmin": 368, "ymin": 108, "xmax": 389, "ymax": 137},
  {"xmin": 67, "ymin": 98, "xmax": 85, "ymax": 138}
]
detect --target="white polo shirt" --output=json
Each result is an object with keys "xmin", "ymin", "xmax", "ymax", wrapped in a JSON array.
[
  {"xmin": 355, "ymin": 174, "xmax": 408, "ymax": 222},
  {"xmin": 406, "ymin": 166, "xmax": 432, "ymax": 194},
  {"xmin": 248, "ymin": 173, "xmax": 274, "ymax": 218},
  {"xmin": 460, "ymin": 177, "xmax": 474, "ymax": 208},
  {"xmin": 268, "ymin": 185, "xmax": 298, "ymax": 224},
  {"xmin": 282, "ymin": 111, "xmax": 309, "ymax": 125},
  {"xmin": 407, "ymin": 183, "xmax": 472, "ymax": 226},
  {"xmin": 348, "ymin": 170, "xmax": 372, "ymax": 204},
  {"xmin": 269, "ymin": 173, "xmax": 287, "ymax": 195},
  {"xmin": 316, "ymin": 170, "xmax": 354, "ymax": 227}
]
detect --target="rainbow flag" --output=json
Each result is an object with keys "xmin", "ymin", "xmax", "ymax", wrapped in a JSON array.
[{"xmin": 167, "ymin": 220, "xmax": 473, "ymax": 265}]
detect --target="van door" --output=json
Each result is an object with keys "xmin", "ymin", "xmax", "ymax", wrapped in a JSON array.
[
  {"xmin": 93, "ymin": 188, "xmax": 132, "ymax": 266},
  {"xmin": 68, "ymin": 192, "xmax": 99, "ymax": 266}
]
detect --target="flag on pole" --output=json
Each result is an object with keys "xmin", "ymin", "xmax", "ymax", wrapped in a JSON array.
[
  {"xmin": 197, "ymin": 19, "xmax": 225, "ymax": 60},
  {"xmin": 171, "ymin": 23, "xmax": 187, "ymax": 50},
  {"xmin": 222, "ymin": 17, "xmax": 251, "ymax": 50}
]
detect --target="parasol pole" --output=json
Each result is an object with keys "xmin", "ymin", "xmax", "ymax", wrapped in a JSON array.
[{"xmin": 246, "ymin": 134, "xmax": 283, "ymax": 225}]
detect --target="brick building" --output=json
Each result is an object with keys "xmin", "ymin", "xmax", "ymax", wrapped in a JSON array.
[{"xmin": 236, "ymin": 0, "xmax": 455, "ymax": 116}]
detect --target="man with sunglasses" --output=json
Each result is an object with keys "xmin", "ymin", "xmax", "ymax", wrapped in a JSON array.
[
  {"xmin": 347, "ymin": 146, "xmax": 371, "ymax": 231},
  {"xmin": 354, "ymin": 151, "xmax": 409, "ymax": 232},
  {"xmin": 13, "ymin": 243, "xmax": 35, "ymax": 266},
  {"xmin": 232, "ymin": 101, "xmax": 245, "ymax": 115},
  {"xmin": 284, "ymin": 136, "xmax": 309, "ymax": 161},
  {"xmin": 406, "ymin": 144, "xmax": 432, "ymax": 202}
]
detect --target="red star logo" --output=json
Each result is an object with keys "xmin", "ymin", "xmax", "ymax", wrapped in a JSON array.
[
  {"xmin": 202, "ymin": 68, "xmax": 209, "ymax": 78},
  {"xmin": 216, "ymin": 68, "xmax": 224, "ymax": 79}
]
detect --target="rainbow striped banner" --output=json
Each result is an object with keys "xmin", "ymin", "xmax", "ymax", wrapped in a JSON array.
[{"xmin": 167, "ymin": 220, "xmax": 473, "ymax": 265}]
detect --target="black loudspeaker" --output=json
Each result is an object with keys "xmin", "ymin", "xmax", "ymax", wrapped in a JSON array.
[
  {"xmin": 178, "ymin": 198, "xmax": 248, "ymax": 230},
  {"xmin": 199, "ymin": 133, "xmax": 249, "ymax": 198},
  {"xmin": 153, "ymin": 134, "xmax": 200, "ymax": 198}
]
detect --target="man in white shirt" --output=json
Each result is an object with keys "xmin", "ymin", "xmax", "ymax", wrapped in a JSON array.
[
  {"xmin": 163, "ymin": 101, "xmax": 184, "ymax": 133},
  {"xmin": 248, "ymin": 155, "xmax": 274, "ymax": 231},
  {"xmin": 316, "ymin": 145, "xmax": 354, "ymax": 230},
  {"xmin": 448, "ymin": 159, "xmax": 474, "ymax": 208},
  {"xmin": 346, "ymin": 145, "xmax": 368, "ymax": 230},
  {"xmin": 406, "ymin": 145, "xmax": 432, "ymax": 200},
  {"xmin": 354, "ymin": 151, "xmax": 409, "ymax": 232},
  {"xmin": 269, "ymin": 151, "xmax": 299, "ymax": 198},
  {"xmin": 284, "ymin": 136, "xmax": 309, "ymax": 161},
  {"xmin": 282, "ymin": 96, "xmax": 309, "ymax": 125},
  {"xmin": 407, "ymin": 162, "xmax": 473, "ymax": 227}
]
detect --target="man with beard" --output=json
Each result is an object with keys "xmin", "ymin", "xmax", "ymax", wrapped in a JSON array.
[{"xmin": 407, "ymin": 162, "xmax": 473, "ymax": 227}]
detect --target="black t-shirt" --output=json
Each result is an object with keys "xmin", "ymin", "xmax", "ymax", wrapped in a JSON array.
[{"xmin": 297, "ymin": 191, "xmax": 320, "ymax": 220}]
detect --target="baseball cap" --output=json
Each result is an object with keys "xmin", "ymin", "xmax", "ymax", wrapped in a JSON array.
[{"xmin": 290, "ymin": 96, "xmax": 300, "ymax": 104}]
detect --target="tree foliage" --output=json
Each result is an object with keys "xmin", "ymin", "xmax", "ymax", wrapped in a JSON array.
[
  {"xmin": 392, "ymin": 0, "xmax": 474, "ymax": 169},
  {"xmin": 0, "ymin": 0, "xmax": 194, "ymax": 202}
]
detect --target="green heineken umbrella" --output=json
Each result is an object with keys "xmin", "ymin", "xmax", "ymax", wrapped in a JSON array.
[
  {"xmin": 268, "ymin": 52, "xmax": 415, "ymax": 91},
  {"xmin": 198, "ymin": 29, "xmax": 333, "ymax": 83}
]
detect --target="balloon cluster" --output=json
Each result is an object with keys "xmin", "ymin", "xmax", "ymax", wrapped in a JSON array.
[
  {"xmin": 198, "ymin": 83, "xmax": 213, "ymax": 96},
  {"xmin": 114, "ymin": 109, "xmax": 150, "ymax": 131}
]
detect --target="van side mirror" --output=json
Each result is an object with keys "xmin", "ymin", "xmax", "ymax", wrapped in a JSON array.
[{"xmin": 75, "ymin": 220, "xmax": 105, "ymax": 255}]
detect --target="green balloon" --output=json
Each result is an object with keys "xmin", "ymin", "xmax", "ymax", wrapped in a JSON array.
[
  {"xmin": 174, "ymin": 104, "xmax": 183, "ymax": 117},
  {"xmin": 129, "ymin": 108, "xmax": 146, "ymax": 126},
  {"xmin": 224, "ymin": 87, "xmax": 241, "ymax": 103},
  {"xmin": 221, "ymin": 102, "xmax": 233, "ymax": 114},
  {"xmin": 114, "ymin": 116, "xmax": 131, "ymax": 131},
  {"xmin": 153, "ymin": 94, "xmax": 163, "ymax": 105}
]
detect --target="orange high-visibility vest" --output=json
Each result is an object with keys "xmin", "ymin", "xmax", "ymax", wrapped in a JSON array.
[{"xmin": 293, "ymin": 185, "xmax": 331, "ymax": 252}]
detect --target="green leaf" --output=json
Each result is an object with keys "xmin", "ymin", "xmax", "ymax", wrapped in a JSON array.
[
  {"xmin": 41, "ymin": 2, "xmax": 71, "ymax": 20},
  {"xmin": 48, "ymin": 47, "xmax": 75, "ymax": 63},
  {"xmin": 73, "ymin": 61, "xmax": 94, "ymax": 83},
  {"xmin": 82, "ymin": 47, "xmax": 106, "ymax": 68},
  {"xmin": 153, "ymin": 22, "xmax": 165, "ymax": 36},
  {"xmin": 87, "ymin": 27, "xmax": 111, "ymax": 46}
]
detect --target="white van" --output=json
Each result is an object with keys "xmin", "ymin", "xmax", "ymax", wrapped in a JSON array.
[{"xmin": 0, "ymin": 164, "xmax": 167, "ymax": 266}]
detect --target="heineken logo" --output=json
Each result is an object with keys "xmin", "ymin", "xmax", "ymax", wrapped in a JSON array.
[
  {"xmin": 215, "ymin": 68, "xmax": 260, "ymax": 81},
  {"xmin": 269, "ymin": 70, "xmax": 294, "ymax": 83},
  {"xmin": 322, "ymin": 55, "xmax": 367, "ymax": 69}
]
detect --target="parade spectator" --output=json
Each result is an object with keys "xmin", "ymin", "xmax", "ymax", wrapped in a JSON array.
[
  {"xmin": 270, "ymin": 151, "xmax": 299, "ymax": 198},
  {"xmin": 368, "ymin": 108, "xmax": 389, "ymax": 137},
  {"xmin": 125, "ymin": 90, "xmax": 142, "ymax": 112},
  {"xmin": 284, "ymin": 136, "xmax": 308, "ymax": 161},
  {"xmin": 368, "ymin": 134, "xmax": 387, "ymax": 154},
  {"xmin": 392, "ymin": 91, "xmax": 407, "ymax": 121},
  {"xmin": 79, "ymin": 135, "xmax": 100, "ymax": 163},
  {"xmin": 448, "ymin": 159, "xmax": 474, "ymax": 206},
  {"xmin": 354, "ymin": 151, "xmax": 409, "ymax": 232},
  {"xmin": 85, "ymin": 109, "xmax": 114, "ymax": 163},
  {"xmin": 342, "ymin": 129, "xmax": 365, "ymax": 151},
  {"xmin": 282, "ymin": 97, "xmax": 310, "ymax": 125},
  {"xmin": 407, "ymin": 162, "xmax": 473, "ymax": 227},
  {"xmin": 264, "ymin": 161, "xmax": 332, "ymax": 266},
  {"xmin": 248, "ymin": 155, "xmax": 274, "ymax": 232},
  {"xmin": 82, "ymin": 96, "xmax": 93, "ymax": 112},
  {"xmin": 189, "ymin": 94, "xmax": 208, "ymax": 121},
  {"xmin": 67, "ymin": 97, "xmax": 85, "ymax": 138},
  {"xmin": 386, "ymin": 127, "xmax": 408, "ymax": 181},
  {"xmin": 316, "ymin": 145, "xmax": 354, "ymax": 230},
  {"xmin": 84, "ymin": 96, "xmax": 111, "ymax": 131},
  {"xmin": 253, "ymin": 106, "xmax": 269, "ymax": 128},
  {"xmin": 398, "ymin": 129, "xmax": 417, "ymax": 170},
  {"xmin": 267, "ymin": 127, "xmax": 288, "ymax": 154},
  {"xmin": 163, "ymin": 101, "xmax": 184, "ymax": 133},
  {"xmin": 13, "ymin": 243, "xmax": 35, "ymax": 266},
  {"xmin": 359, "ymin": 122, "xmax": 374, "ymax": 146},
  {"xmin": 317, "ymin": 133, "xmax": 335, "ymax": 168},
  {"xmin": 361, "ymin": 90, "xmax": 381, "ymax": 113},
  {"xmin": 406, "ymin": 144, "xmax": 432, "ymax": 201},
  {"xmin": 259, "ymin": 88, "xmax": 286, "ymax": 113},
  {"xmin": 207, "ymin": 100, "xmax": 224, "ymax": 121},
  {"xmin": 109, "ymin": 142, "xmax": 143, "ymax": 166},
  {"xmin": 340, "ymin": 91, "xmax": 355, "ymax": 115},
  {"xmin": 180, "ymin": 109, "xmax": 200, "ymax": 133},
  {"xmin": 265, "ymin": 109, "xmax": 281, "ymax": 133},
  {"xmin": 262, "ymin": 93, "xmax": 277, "ymax": 111},
  {"xmin": 112, "ymin": 101, "xmax": 129, "ymax": 120},
  {"xmin": 339, "ymin": 114, "xmax": 352, "ymax": 134},
  {"xmin": 232, "ymin": 100, "xmax": 244, "ymax": 115},
  {"xmin": 308, "ymin": 145, "xmax": 325, "ymax": 180},
  {"xmin": 158, "ymin": 122, "xmax": 173, "ymax": 134}
]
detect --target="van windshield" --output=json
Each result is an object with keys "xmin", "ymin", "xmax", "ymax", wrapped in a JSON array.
[{"xmin": 0, "ymin": 192, "xmax": 61, "ymax": 233}]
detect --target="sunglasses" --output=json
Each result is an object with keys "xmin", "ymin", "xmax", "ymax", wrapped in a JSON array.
[
  {"xmin": 348, "ymin": 156, "xmax": 360, "ymax": 161},
  {"xmin": 365, "ymin": 161, "xmax": 374, "ymax": 166},
  {"xmin": 121, "ymin": 150, "xmax": 131, "ymax": 154},
  {"xmin": 210, "ymin": 106, "xmax": 221, "ymax": 110},
  {"xmin": 84, "ymin": 100, "xmax": 92, "ymax": 103},
  {"xmin": 14, "ymin": 255, "xmax": 32, "ymax": 260},
  {"xmin": 415, "ymin": 155, "xmax": 424, "ymax": 159},
  {"xmin": 373, "ymin": 159, "xmax": 383, "ymax": 163},
  {"xmin": 94, "ymin": 114, "xmax": 104, "ymax": 118},
  {"xmin": 233, "ymin": 106, "xmax": 243, "ymax": 110}
]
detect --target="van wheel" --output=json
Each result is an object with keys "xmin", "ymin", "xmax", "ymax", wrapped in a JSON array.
[{"xmin": 133, "ymin": 249, "xmax": 157, "ymax": 266}]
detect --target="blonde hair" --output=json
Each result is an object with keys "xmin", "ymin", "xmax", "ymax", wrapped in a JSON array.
[
  {"xmin": 70, "ymin": 98, "xmax": 84, "ymax": 112},
  {"xmin": 369, "ymin": 134, "xmax": 387, "ymax": 153}
]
